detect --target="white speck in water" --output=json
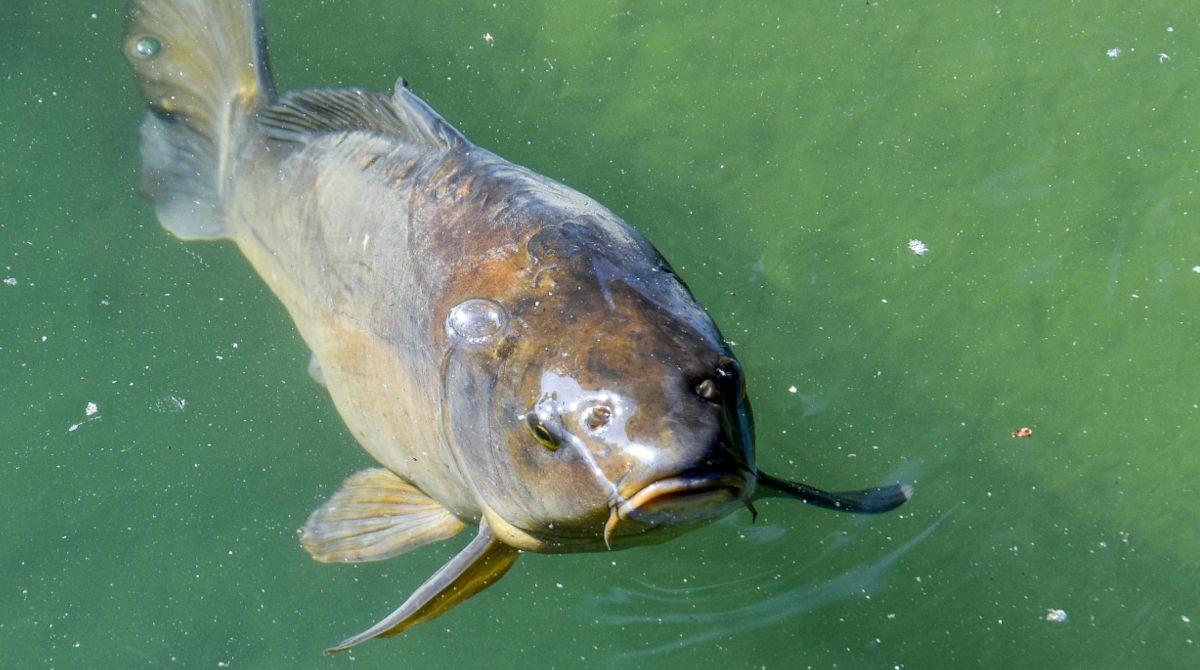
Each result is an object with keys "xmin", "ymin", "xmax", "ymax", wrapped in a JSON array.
[
  {"xmin": 1167, "ymin": 26, "xmax": 1174, "ymax": 33},
  {"xmin": 907, "ymin": 239, "xmax": 929, "ymax": 256},
  {"xmin": 85, "ymin": 402, "xmax": 98, "ymax": 417},
  {"xmin": 1045, "ymin": 608, "xmax": 1068, "ymax": 623},
  {"xmin": 1159, "ymin": 53, "xmax": 1171, "ymax": 63},
  {"xmin": 3, "ymin": 277, "xmax": 16, "ymax": 286},
  {"xmin": 788, "ymin": 385, "xmax": 798, "ymax": 394},
  {"xmin": 1184, "ymin": 615, "xmax": 1192, "ymax": 624},
  {"xmin": 1106, "ymin": 47, "xmax": 1122, "ymax": 58},
  {"xmin": 881, "ymin": 298, "xmax": 889, "ymax": 304},
  {"xmin": 484, "ymin": 32, "xmax": 495, "ymax": 45},
  {"xmin": 1191, "ymin": 266, "xmax": 1200, "ymax": 274}
]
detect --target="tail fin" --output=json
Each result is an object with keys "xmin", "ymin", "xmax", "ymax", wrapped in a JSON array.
[{"xmin": 123, "ymin": 0, "xmax": 275, "ymax": 239}]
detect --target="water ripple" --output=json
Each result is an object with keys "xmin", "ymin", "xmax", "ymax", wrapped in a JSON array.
[{"xmin": 588, "ymin": 506, "xmax": 955, "ymax": 663}]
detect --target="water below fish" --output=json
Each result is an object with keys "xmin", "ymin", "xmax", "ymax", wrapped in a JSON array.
[{"xmin": 2, "ymin": 1, "xmax": 1198, "ymax": 668}]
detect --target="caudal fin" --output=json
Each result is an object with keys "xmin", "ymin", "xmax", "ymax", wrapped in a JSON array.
[{"xmin": 123, "ymin": 0, "xmax": 275, "ymax": 239}]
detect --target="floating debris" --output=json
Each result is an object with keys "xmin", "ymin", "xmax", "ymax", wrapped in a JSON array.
[
  {"xmin": 1045, "ymin": 608, "xmax": 1068, "ymax": 623},
  {"xmin": 1012, "ymin": 427, "xmax": 1033, "ymax": 438},
  {"xmin": 68, "ymin": 402, "xmax": 102, "ymax": 433},
  {"xmin": 907, "ymin": 239, "xmax": 929, "ymax": 256},
  {"xmin": 1106, "ymin": 47, "xmax": 1122, "ymax": 59},
  {"xmin": 151, "ymin": 394, "xmax": 188, "ymax": 413}
]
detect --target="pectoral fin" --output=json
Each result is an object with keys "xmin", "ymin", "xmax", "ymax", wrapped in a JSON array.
[
  {"xmin": 300, "ymin": 468, "xmax": 466, "ymax": 563},
  {"xmin": 327, "ymin": 518, "xmax": 519, "ymax": 653},
  {"xmin": 755, "ymin": 471, "xmax": 912, "ymax": 514}
]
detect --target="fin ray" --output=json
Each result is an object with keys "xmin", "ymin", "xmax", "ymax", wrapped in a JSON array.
[
  {"xmin": 327, "ymin": 519, "xmax": 519, "ymax": 653},
  {"xmin": 300, "ymin": 468, "xmax": 466, "ymax": 563},
  {"xmin": 258, "ymin": 81, "xmax": 467, "ymax": 150}
]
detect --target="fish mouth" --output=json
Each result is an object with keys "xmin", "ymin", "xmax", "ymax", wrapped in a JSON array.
[{"xmin": 604, "ymin": 473, "xmax": 749, "ymax": 548}]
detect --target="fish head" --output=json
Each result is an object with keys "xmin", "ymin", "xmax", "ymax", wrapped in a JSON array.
[{"xmin": 439, "ymin": 218, "xmax": 757, "ymax": 552}]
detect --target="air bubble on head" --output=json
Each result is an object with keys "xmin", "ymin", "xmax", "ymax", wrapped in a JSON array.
[
  {"xmin": 446, "ymin": 298, "xmax": 510, "ymax": 347},
  {"xmin": 132, "ymin": 36, "xmax": 162, "ymax": 59}
]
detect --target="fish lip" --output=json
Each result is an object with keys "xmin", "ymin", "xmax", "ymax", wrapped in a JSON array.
[
  {"xmin": 600, "ymin": 472, "xmax": 752, "ymax": 550},
  {"xmin": 616, "ymin": 472, "xmax": 748, "ymax": 522}
]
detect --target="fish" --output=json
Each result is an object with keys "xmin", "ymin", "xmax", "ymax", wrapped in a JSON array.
[{"xmin": 122, "ymin": 0, "xmax": 912, "ymax": 652}]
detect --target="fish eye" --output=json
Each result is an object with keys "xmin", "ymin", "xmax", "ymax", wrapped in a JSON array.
[
  {"xmin": 525, "ymin": 413, "xmax": 561, "ymax": 451},
  {"xmin": 695, "ymin": 378, "xmax": 719, "ymax": 401}
]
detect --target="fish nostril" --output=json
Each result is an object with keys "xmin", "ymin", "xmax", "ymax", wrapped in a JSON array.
[
  {"xmin": 585, "ymin": 405, "xmax": 612, "ymax": 430},
  {"xmin": 695, "ymin": 378, "xmax": 719, "ymax": 401}
]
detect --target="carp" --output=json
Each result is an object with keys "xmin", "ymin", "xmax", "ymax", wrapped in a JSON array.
[{"xmin": 123, "ymin": 0, "xmax": 911, "ymax": 652}]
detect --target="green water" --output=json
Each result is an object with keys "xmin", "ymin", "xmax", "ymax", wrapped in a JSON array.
[{"xmin": 4, "ymin": 1, "xmax": 1199, "ymax": 667}]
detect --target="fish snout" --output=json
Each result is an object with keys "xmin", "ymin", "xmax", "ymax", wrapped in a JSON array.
[
  {"xmin": 621, "ymin": 472, "xmax": 749, "ymax": 523},
  {"xmin": 602, "ymin": 468, "xmax": 752, "ymax": 549}
]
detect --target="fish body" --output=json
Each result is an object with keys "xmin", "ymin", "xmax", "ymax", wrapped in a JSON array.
[{"xmin": 124, "ymin": 0, "xmax": 910, "ymax": 651}]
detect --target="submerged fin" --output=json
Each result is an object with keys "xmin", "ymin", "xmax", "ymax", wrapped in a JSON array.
[
  {"xmin": 327, "ymin": 518, "xmax": 519, "ymax": 653},
  {"xmin": 124, "ymin": 0, "xmax": 275, "ymax": 239},
  {"xmin": 300, "ymin": 468, "xmax": 466, "ymax": 563},
  {"xmin": 755, "ymin": 471, "xmax": 912, "ymax": 514},
  {"xmin": 258, "ymin": 80, "xmax": 466, "ymax": 150},
  {"xmin": 307, "ymin": 352, "xmax": 326, "ymax": 387}
]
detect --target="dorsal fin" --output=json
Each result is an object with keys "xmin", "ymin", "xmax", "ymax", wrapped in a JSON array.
[{"xmin": 258, "ymin": 77, "xmax": 467, "ymax": 150}]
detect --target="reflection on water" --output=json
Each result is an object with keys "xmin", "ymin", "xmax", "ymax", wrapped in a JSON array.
[{"xmin": 590, "ymin": 507, "xmax": 955, "ymax": 662}]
